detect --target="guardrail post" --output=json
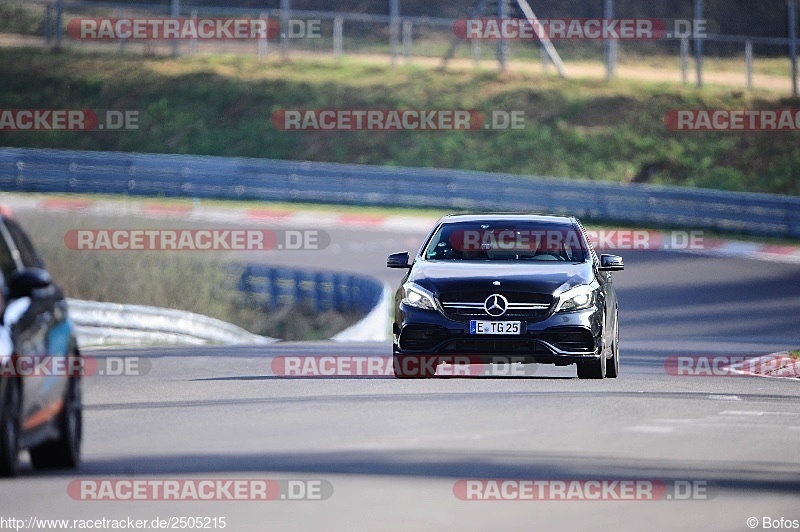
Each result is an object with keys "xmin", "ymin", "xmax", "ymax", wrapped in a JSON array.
[
  {"xmin": 745, "ymin": 40, "xmax": 753, "ymax": 89},
  {"xmin": 333, "ymin": 16, "xmax": 343, "ymax": 58},
  {"xmin": 316, "ymin": 272, "xmax": 335, "ymax": 311}
]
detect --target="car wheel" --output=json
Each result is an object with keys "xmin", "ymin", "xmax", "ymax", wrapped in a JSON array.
[
  {"xmin": 576, "ymin": 355, "xmax": 606, "ymax": 379},
  {"xmin": 0, "ymin": 378, "xmax": 21, "ymax": 477},
  {"xmin": 393, "ymin": 353, "xmax": 436, "ymax": 379},
  {"xmin": 606, "ymin": 312, "xmax": 620, "ymax": 379},
  {"xmin": 30, "ymin": 376, "xmax": 82, "ymax": 470},
  {"xmin": 577, "ymin": 329, "xmax": 607, "ymax": 380}
]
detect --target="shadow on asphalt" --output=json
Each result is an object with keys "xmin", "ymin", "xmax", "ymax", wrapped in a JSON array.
[{"xmin": 26, "ymin": 450, "xmax": 800, "ymax": 495}]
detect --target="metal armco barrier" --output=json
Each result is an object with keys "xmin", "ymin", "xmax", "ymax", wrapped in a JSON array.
[
  {"xmin": 67, "ymin": 299, "xmax": 277, "ymax": 347},
  {"xmin": 235, "ymin": 265, "xmax": 384, "ymax": 315},
  {"xmin": 2, "ymin": 147, "xmax": 799, "ymax": 238},
  {"xmin": 65, "ymin": 263, "xmax": 386, "ymax": 346}
]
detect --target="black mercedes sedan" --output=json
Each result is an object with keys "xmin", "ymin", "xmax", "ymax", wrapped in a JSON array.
[
  {"xmin": 387, "ymin": 214, "xmax": 624, "ymax": 379},
  {"xmin": 0, "ymin": 212, "xmax": 82, "ymax": 476}
]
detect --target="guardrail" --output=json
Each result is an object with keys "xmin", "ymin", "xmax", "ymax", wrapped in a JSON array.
[
  {"xmin": 234, "ymin": 265, "xmax": 388, "ymax": 342},
  {"xmin": 235, "ymin": 265, "xmax": 384, "ymax": 315},
  {"xmin": 2, "ymin": 147, "xmax": 800, "ymax": 238},
  {"xmin": 67, "ymin": 299, "xmax": 276, "ymax": 347},
  {"xmin": 64, "ymin": 262, "xmax": 387, "ymax": 347}
]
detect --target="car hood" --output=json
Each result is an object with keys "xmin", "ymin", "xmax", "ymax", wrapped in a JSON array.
[{"xmin": 407, "ymin": 260, "xmax": 593, "ymax": 297}]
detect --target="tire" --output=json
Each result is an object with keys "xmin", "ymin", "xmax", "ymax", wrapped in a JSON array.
[
  {"xmin": 606, "ymin": 312, "xmax": 620, "ymax": 379},
  {"xmin": 0, "ymin": 378, "xmax": 21, "ymax": 477},
  {"xmin": 576, "ymin": 329, "xmax": 607, "ymax": 381},
  {"xmin": 393, "ymin": 353, "xmax": 436, "ymax": 379},
  {"xmin": 29, "ymin": 376, "xmax": 82, "ymax": 470}
]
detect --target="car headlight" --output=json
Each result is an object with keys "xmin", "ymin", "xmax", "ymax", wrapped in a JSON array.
[
  {"xmin": 554, "ymin": 284, "xmax": 596, "ymax": 313},
  {"xmin": 402, "ymin": 282, "xmax": 439, "ymax": 311}
]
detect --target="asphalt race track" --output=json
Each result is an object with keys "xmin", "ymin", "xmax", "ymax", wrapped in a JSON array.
[{"xmin": 3, "ymin": 222, "xmax": 800, "ymax": 532}]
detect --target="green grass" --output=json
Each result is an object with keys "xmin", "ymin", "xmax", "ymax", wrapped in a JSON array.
[
  {"xmin": 15, "ymin": 210, "xmax": 361, "ymax": 341},
  {"xmin": 1, "ymin": 48, "xmax": 799, "ymax": 196}
]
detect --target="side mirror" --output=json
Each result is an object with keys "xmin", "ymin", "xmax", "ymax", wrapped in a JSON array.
[
  {"xmin": 8, "ymin": 268, "xmax": 52, "ymax": 298},
  {"xmin": 387, "ymin": 251, "xmax": 411, "ymax": 269},
  {"xmin": 598, "ymin": 254, "xmax": 624, "ymax": 272}
]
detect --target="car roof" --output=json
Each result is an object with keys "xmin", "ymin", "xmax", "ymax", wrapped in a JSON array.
[{"xmin": 438, "ymin": 213, "xmax": 577, "ymax": 225}]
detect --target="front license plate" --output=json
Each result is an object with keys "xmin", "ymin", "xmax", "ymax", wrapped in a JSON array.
[{"xmin": 469, "ymin": 320, "xmax": 522, "ymax": 335}]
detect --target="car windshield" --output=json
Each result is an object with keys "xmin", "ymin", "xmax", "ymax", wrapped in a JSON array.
[{"xmin": 423, "ymin": 221, "xmax": 588, "ymax": 262}]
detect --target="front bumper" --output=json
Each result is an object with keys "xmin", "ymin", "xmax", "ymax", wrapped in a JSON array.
[{"xmin": 393, "ymin": 303, "xmax": 603, "ymax": 365}]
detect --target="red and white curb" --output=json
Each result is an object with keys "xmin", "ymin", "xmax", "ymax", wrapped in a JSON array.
[
  {"xmin": 3, "ymin": 194, "xmax": 800, "ymax": 263},
  {"xmin": 726, "ymin": 352, "xmax": 800, "ymax": 380}
]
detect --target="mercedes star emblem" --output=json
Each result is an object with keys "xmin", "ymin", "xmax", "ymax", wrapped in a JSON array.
[{"xmin": 484, "ymin": 294, "xmax": 509, "ymax": 317}]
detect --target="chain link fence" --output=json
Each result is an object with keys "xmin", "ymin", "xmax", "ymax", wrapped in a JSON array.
[{"xmin": 2, "ymin": 0, "xmax": 797, "ymax": 93}]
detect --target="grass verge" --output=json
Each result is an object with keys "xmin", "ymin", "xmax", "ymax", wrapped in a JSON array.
[{"xmin": 1, "ymin": 48, "xmax": 799, "ymax": 196}]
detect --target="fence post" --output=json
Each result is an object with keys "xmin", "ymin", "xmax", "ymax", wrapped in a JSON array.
[
  {"xmin": 190, "ymin": 10, "xmax": 199, "ymax": 55},
  {"xmin": 497, "ymin": 0, "xmax": 509, "ymax": 71},
  {"xmin": 54, "ymin": 0, "xmax": 63, "ymax": 51},
  {"xmin": 541, "ymin": 45, "xmax": 548, "ymax": 72},
  {"xmin": 44, "ymin": 4, "xmax": 52, "ymax": 47},
  {"xmin": 745, "ymin": 39, "xmax": 753, "ymax": 89},
  {"xmin": 604, "ymin": 0, "xmax": 617, "ymax": 80},
  {"xmin": 171, "ymin": 0, "xmax": 180, "ymax": 57},
  {"xmin": 258, "ymin": 12, "xmax": 268, "ymax": 58},
  {"xmin": 118, "ymin": 9, "xmax": 127, "ymax": 53},
  {"xmin": 280, "ymin": 0, "xmax": 290, "ymax": 60},
  {"xmin": 694, "ymin": 0, "xmax": 703, "ymax": 88},
  {"xmin": 390, "ymin": 0, "xmax": 400, "ymax": 67},
  {"xmin": 333, "ymin": 16, "xmax": 343, "ymax": 59},
  {"xmin": 471, "ymin": 38, "xmax": 481, "ymax": 65},
  {"xmin": 790, "ymin": 0, "xmax": 798, "ymax": 97},
  {"xmin": 680, "ymin": 37, "xmax": 689, "ymax": 84},
  {"xmin": 402, "ymin": 20, "xmax": 412, "ymax": 61}
]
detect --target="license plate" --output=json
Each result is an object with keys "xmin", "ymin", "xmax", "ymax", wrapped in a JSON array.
[{"xmin": 469, "ymin": 321, "xmax": 522, "ymax": 335}]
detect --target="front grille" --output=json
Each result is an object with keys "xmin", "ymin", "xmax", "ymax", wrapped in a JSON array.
[{"xmin": 439, "ymin": 290, "xmax": 553, "ymax": 321}]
